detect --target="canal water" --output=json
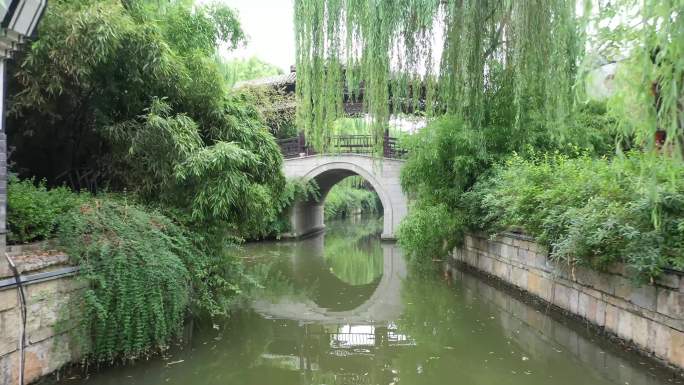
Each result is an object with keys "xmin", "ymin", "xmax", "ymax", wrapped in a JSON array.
[{"xmin": 53, "ymin": 218, "xmax": 679, "ymax": 385}]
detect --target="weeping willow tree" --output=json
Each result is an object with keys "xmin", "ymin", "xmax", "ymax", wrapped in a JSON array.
[
  {"xmin": 296, "ymin": 1, "xmax": 684, "ymax": 274},
  {"xmin": 588, "ymin": 0, "xmax": 684, "ymax": 155},
  {"xmin": 294, "ymin": 0, "xmax": 581, "ymax": 150}
]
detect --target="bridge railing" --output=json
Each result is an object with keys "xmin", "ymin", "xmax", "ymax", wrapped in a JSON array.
[
  {"xmin": 276, "ymin": 136, "xmax": 301, "ymax": 157},
  {"xmin": 276, "ymin": 133, "xmax": 407, "ymax": 159}
]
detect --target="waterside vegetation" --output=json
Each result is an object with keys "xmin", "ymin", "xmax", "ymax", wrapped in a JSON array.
[
  {"xmin": 7, "ymin": 0, "xmax": 309, "ymax": 363},
  {"xmin": 293, "ymin": 0, "xmax": 684, "ymax": 281},
  {"xmin": 6, "ymin": 0, "xmax": 684, "ymax": 371}
]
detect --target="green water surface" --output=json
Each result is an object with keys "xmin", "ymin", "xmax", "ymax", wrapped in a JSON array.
[{"xmin": 52, "ymin": 218, "xmax": 680, "ymax": 385}]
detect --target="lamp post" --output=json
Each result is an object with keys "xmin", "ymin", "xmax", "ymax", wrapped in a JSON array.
[{"xmin": 0, "ymin": 0, "xmax": 46, "ymax": 252}]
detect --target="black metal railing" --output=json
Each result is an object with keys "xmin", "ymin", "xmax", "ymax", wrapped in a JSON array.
[
  {"xmin": 276, "ymin": 136, "xmax": 301, "ymax": 157},
  {"xmin": 277, "ymin": 133, "xmax": 407, "ymax": 159}
]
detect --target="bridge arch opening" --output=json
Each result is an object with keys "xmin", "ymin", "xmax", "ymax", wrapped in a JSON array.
[
  {"xmin": 299, "ymin": 161, "xmax": 394, "ymax": 239},
  {"xmin": 317, "ymin": 174, "xmax": 384, "ymax": 221}
]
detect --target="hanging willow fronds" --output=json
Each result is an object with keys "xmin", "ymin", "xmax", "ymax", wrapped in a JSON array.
[
  {"xmin": 590, "ymin": 0, "xmax": 684, "ymax": 156},
  {"xmin": 294, "ymin": 0, "xmax": 581, "ymax": 150}
]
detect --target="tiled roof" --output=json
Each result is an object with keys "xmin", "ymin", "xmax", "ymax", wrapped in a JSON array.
[{"xmin": 233, "ymin": 72, "xmax": 296, "ymax": 89}]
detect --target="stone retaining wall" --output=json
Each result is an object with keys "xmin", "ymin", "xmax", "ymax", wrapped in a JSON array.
[
  {"xmin": 452, "ymin": 232, "xmax": 684, "ymax": 370},
  {"xmin": 0, "ymin": 242, "xmax": 82, "ymax": 385}
]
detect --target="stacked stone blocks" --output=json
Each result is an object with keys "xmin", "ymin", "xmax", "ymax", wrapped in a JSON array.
[{"xmin": 0, "ymin": 243, "xmax": 83, "ymax": 385}]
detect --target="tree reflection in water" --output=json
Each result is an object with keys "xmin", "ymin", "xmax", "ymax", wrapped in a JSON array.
[{"xmin": 323, "ymin": 219, "xmax": 383, "ymax": 286}]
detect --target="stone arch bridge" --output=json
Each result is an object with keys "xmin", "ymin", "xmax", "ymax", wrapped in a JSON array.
[{"xmin": 278, "ymin": 134, "xmax": 408, "ymax": 240}]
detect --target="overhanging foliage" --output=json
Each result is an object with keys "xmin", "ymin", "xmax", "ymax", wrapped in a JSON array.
[{"xmin": 294, "ymin": 0, "xmax": 580, "ymax": 150}]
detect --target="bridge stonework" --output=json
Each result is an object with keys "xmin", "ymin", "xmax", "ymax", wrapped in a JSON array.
[{"xmin": 282, "ymin": 155, "xmax": 408, "ymax": 240}]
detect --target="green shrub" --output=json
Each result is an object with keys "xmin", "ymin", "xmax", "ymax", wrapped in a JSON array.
[
  {"xmin": 397, "ymin": 103, "xmax": 619, "ymax": 267},
  {"xmin": 397, "ymin": 201, "xmax": 464, "ymax": 269},
  {"xmin": 397, "ymin": 116, "xmax": 524, "ymax": 265},
  {"xmin": 8, "ymin": 178, "xmax": 237, "ymax": 361},
  {"xmin": 7, "ymin": 177, "xmax": 82, "ymax": 243},
  {"xmin": 324, "ymin": 178, "xmax": 379, "ymax": 219},
  {"xmin": 58, "ymin": 197, "xmax": 201, "ymax": 361},
  {"xmin": 471, "ymin": 152, "xmax": 684, "ymax": 281}
]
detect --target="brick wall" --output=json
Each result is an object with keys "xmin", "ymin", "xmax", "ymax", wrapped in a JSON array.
[
  {"xmin": 452, "ymin": 232, "xmax": 684, "ymax": 370},
  {"xmin": 0, "ymin": 243, "xmax": 83, "ymax": 385}
]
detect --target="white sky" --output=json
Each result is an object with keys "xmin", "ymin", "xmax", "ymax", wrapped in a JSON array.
[
  {"xmin": 208, "ymin": 0, "xmax": 296, "ymax": 72},
  {"xmin": 198, "ymin": 1, "xmax": 618, "ymax": 88}
]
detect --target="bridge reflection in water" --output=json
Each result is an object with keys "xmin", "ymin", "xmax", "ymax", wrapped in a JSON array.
[
  {"xmin": 246, "ymin": 219, "xmax": 412, "ymax": 385},
  {"xmin": 252, "ymin": 220, "xmax": 406, "ymax": 323}
]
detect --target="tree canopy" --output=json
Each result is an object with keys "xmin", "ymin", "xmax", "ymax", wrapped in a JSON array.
[
  {"xmin": 291, "ymin": 0, "xmax": 684, "ymax": 278},
  {"xmin": 8, "ymin": 0, "xmax": 286, "ymax": 238},
  {"xmin": 294, "ymin": 0, "xmax": 580, "ymax": 150},
  {"xmin": 294, "ymin": 0, "xmax": 683, "ymax": 155}
]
